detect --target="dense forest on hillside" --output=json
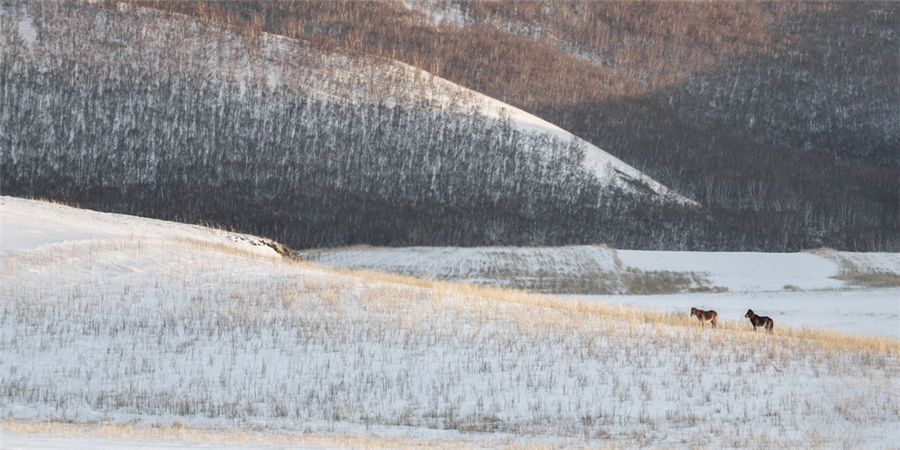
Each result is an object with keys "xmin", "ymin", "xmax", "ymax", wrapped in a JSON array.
[
  {"xmin": 125, "ymin": 0, "xmax": 900, "ymax": 251},
  {"xmin": 2, "ymin": 0, "xmax": 898, "ymax": 251},
  {"xmin": 1, "ymin": 1, "xmax": 705, "ymax": 249}
]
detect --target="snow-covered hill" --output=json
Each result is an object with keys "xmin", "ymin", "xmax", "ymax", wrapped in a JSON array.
[
  {"xmin": 2, "ymin": 197, "xmax": 898, "ymax": 447},
  {"xmin": 1, "ymin": 198, "xmax": 282, "ymax": 257}
]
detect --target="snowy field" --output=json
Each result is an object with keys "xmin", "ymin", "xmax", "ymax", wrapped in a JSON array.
[
  {"xmin": 2, "ymin": 197, "xmax": 899, "ymax": 448},
  {"xmin": 592, "ymin": 289, "xmax": 900, "ymax": 339},
  {"xmin": 303, "ymin": 244, "xmax": 900, "ymax": 289},
  {"xmin": 306, "ymin": 246, "xmax": 900, "ymax": 338},
  {"xmin": 303, "ymin": 245, "xmax": 900, "ymax": 293}
]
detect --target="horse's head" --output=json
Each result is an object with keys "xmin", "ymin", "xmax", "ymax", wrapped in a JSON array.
[
  {"xmin": 690, "ymin": 307, "xmax": 698, "ymax": 317},
  {"xmin": 744, "ymin": 309, "xmax": 754, "ymax": 318}
]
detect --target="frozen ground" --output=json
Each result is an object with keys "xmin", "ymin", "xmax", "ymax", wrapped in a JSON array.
[
  {"xmin": 303, "ymin": 245, "xmax": 900, "ymax": 293},
  {"xmin": 588, "ymin": 289, "xmax": 900, "ymax": 338},
  {"xmin": 616, "ymin": 250, "xmax": 845, "ymax": 292},
  {"xmin": 305, "ymin": 246, "xmax": 900, "ymax": 338},
  {"xmin": 2, "ymin": 197, "xmax": 899, "ymax": 448},
  {"xmin": 0, "ymin": 430, "xmax": 236, "ymax": 450}
]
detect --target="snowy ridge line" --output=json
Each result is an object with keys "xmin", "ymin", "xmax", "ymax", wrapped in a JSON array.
[
  {"xmin": 383, "ymin": 59, "xmax": 697, "ymax": 205},
  {"xmin": 0, "ymin": 196, "xmax": 282, "ymax": 258}
]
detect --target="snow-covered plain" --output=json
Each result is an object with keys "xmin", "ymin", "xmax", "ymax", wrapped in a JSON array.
[
  {"xmin": 304, "ymin": 246, "xmax": 900, "ymax": 338},
  {"xmin": 595, "ymin": 289, "xmax": 900, "ymax": 339},
  {"xmin": 2, "ymin": 197, "xmax": 899, "ymax": 448}
]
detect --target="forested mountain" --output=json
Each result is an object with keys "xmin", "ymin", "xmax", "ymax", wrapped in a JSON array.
[
  {"xmin": 0, "ymin": 0, "xmax": 696, "ymax": 249},
  {"xmin": 2, "ymin": 0, "xmax": 898, "ymax": 250}
]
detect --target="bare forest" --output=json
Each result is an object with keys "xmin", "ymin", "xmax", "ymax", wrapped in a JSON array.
[{"xmin": 2, "ymin": 0, "xmax": 898, "ymax": 250}]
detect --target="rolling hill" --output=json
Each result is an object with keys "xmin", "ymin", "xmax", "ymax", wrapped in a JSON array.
[{"xmin": 2, "ymin": 196, "xmax": 898, "ymax": 447}]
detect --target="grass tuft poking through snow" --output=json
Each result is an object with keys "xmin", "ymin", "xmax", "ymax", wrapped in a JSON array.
[{"xmin": 1, "ymin": 197, "xmax": 898, "ymax": 447}]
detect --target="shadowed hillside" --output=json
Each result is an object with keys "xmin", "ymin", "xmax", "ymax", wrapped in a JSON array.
[
  {"xmin": 2, "ymin": 0, "xmax": 897, "ymax": 250},
  {"xmin": 134, "ymin": 0, "xmax": 899, "ymax": 251},
  {"xmin": 0, "ymin": 0, "xmax": 700, "ymax": 250}
]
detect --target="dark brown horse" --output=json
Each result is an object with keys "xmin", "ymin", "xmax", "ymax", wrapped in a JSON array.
[
  {"xmin": 690, "ymin": 307, "xmax": 718, "ymax": 328},
  {"xmin": 744, "ymin": 309, "xmax": 774, "ymax": 333}
]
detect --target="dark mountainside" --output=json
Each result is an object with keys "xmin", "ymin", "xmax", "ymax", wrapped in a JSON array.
[
  {"xmin": 151, "ymin": 0, "xmax": 897, "ymax": 251},
  {"xmin": 0, "ymin": 1, "xmax": 699, "ymax": 249},
  {"xmin": 2, "ymin": 0, "xmax": 898, "ymax": 251},
  {"xmin": 539, "ymin": 2, "xmax": 900, "ymax": 250}
]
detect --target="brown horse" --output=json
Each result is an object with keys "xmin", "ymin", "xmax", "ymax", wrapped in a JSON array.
[
  {"xmin": 690, "ymin": 307, "xmax": 718, "ymax": 328},
  {"xmin": 744, "ymin": 309, "xmax": 774, "ymax": 333}
]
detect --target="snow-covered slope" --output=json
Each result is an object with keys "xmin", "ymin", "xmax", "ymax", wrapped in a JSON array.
[
  {"xmin": 0, "ymin": 198, "xmax": 281, "ymax": 257},
  {"xmin": 2, "ymin": 197, "xmax": 898, "ymax": 448}
]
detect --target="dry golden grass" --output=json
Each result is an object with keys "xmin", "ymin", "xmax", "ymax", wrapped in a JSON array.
[
  {"xmin": 3, "ymin": 230, "xmax": 897, "ymax": 446},
  {"xmin": 0, "ymin": 419, "xmax": 609, "ymax": 449},
  {"xmin": 834, "ymin": 272, "xmax": 900, "ymax": 288},
  {"xmin": 1, "ymin": 236, "xmax": 275, "ymax": 280},
  {"xmin": 21, "ymin": 196, "xmax": 81, "ymax": 208},
  {"xmin": 7, "ymin": 229, "xmax": 895, "ymax": 359},
  {"xmin": 0, "ymin": 419, "xmax": 454, "ymax": 449},
  {"xmin": 170, "ymin": 236, "xmax": 281, "ymax": 261},
  {"xmin": 315, "ymin": 263, "xmax": 900, "ymax": 358},
  {"xmin": 301, "ymin": 245, "xmax": 721, "ymax": 295},
  {"xmin": 805, "ymin": 247, "xmax": 900, "ymax": 288}
]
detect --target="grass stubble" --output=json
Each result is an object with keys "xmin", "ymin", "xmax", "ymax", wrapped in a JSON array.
[{"xmin": 0, "ymin": 236, "xmax": 897, "ymax": 448}]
